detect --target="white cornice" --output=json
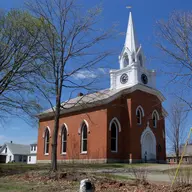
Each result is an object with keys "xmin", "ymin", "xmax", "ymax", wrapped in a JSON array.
[{"xmin": 38, "ymin": 84, "xmax": 166, "ymax": 120}]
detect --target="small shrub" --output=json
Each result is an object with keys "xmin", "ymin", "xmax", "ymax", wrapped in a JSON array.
[
  {"xmin": 168, "ymin": 165, "xmax": 192, "ymax": 187},
  {"xmin": 130, "ymin": 165, "xmax": 148, "ymax": 185}
]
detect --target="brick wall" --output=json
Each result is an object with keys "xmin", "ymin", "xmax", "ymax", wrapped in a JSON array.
[{"xmin": 37, "ymin": 90, "xmax": 166, "ymax": 163}]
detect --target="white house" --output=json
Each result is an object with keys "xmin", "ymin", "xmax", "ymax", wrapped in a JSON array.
[
  {"xmin": 27, "ymin": 143, "xmax": 37, "ymax": 164},
  {"xmin": 0, "ymin": 142, "xmax": 29, "ymax": 163},
  {"xmin": 0, "ymin": 142, "xmax": 37, "ymax": 164}
]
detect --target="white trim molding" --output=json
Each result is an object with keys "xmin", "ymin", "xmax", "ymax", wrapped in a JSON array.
[
  {"xmin": 42, "ymin": 126, "xmax": 51, "ymax": 138},
  {"xmin": 140, "ymin": 127, "xmax": 156, "ymax": 145},
  {"xmin": 109, "ymin": 117, "xmax": 121, "ymax": 132},
  {"xmin": 152, "ymin": 110, "xmax": 160, "ymax": 120},
  {"xmin": 136, "ymin": 105, "xmax": 144, "ymax": 117},
  {"xmin": 38, "ymin": 84, "xmax": 166, "ymax": 120},
  {"xmin": 152, "ymin": 110, "xmax": 160, "ymax": 128},
  {"xmin": 59, "ymin": 123, "xmax": 69, "ymax": 136},
  {"xmin": 78, "ymin": 120, "xmax": 90, "ymax": 135},
  {"xmin": 140, "ymin": 126, "xmax": 156, "ymax": 161}
]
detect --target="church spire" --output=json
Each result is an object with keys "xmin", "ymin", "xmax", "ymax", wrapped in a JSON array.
[{"xmin": 124, "ymin": 12, "xmax": 139, "ymax": 53}]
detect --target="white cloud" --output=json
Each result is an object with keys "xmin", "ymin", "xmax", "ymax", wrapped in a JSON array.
[
  {"xmin": 74, "ymin": 68, "xmax": 109, "ymax": 80},
  {"xmin": 74, "ymin": 70, "xmax": 97, "ymax": 80},
  {"xmin": 98, "ymin": 68, "xmax": 108, "ymax": 74}
]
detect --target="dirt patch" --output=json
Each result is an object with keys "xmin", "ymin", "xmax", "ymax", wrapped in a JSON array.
[{"xmin": 1, "ymin": 170, "xmax": 192, "ymax": 192}]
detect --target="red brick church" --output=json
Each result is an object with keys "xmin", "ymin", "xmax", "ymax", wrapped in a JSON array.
[{"xmin": 37, "ymin": 12, "xmax": 167, "ymax": 163}]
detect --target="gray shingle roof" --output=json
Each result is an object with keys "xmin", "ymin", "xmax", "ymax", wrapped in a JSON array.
[
  {"xmin": 166, "ymin": 144, "xmax": 192, "ymax": 158},
  {"xmin": 180, "ymin": 144, "xmax": 192, "ymax": 156},
  {"xmin": 37, "ymin": 84, "xmax": 166, "ymax": 119},
  {"xmin": 6, "ymin": 143, "xmax": 30, "ymax": 155}
]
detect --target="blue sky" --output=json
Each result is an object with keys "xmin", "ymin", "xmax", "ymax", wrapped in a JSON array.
[{"xmin": 0, "ymin": 0, "xmax": 192, "ymax": 146}]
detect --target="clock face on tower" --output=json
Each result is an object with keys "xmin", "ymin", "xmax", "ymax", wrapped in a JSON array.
[
  {"xmin": 120, "ymin": 73, "xmax": 128, "ymax": 84},
  {"xmin": 141, "ymin": 74, "xmax": 148, "ymax": 84}
]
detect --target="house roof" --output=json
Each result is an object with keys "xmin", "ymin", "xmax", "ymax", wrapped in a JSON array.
[
  {"xmin": 0, "ymin": 143, "xmax": 30, "ymax": 155},
  {"xmin": 37, "ymin": 84, "xmax": 166, "ymax": 119},
  {"xmin": 180, "ymin": 144, "xmax": 192, "ymax": 156},
  {"xmin": 166, "ymin": 144, "xmax": 192, "ymax": 158}
]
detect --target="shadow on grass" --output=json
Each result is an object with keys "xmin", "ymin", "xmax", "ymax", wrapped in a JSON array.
[
  {"xmin": 0, "ymin": 163, "xmax": 50, "ymax": 177},
  {"xmin": 0, "ymin": 162, "xmax": 157, "ymax": 177}
]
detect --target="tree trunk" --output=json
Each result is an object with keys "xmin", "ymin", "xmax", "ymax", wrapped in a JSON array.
[
  {"xmin": 51, "ymin": 95, "xmax": 61, "ymax": 171},
  {"xmin": 176, "ymin": 149, "xmax": 179, "ymax": 164}
]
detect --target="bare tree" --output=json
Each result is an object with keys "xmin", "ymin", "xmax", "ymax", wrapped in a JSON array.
[
  {"xmin": 156, "ymin": 11, "xmax": 192, "ymax": 111},
  {"xmin": 26, "ymin": 0, "xmax": 113, "ymax": 171},
  {"xmin": 0, "ymin": 10, "xmax": 44, "ymax": 119},
  {"xmin": 167, "ymin": 100, "xmax": 188, "ymax": 164}
]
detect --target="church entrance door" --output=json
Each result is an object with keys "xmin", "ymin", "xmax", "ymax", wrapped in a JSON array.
[{"xmin": 141, "ymin": 127, "xmax": 156, "ymax": 162}]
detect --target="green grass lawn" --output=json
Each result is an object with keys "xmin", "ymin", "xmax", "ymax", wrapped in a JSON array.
[{"xmin": 0, "ymin": 162, "xmax": 157, "ymax": 171}]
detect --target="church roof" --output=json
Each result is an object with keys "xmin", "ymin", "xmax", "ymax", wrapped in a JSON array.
[{"xmin": 37, "ymin": 84, "xmax": 166, "ymax": 119}]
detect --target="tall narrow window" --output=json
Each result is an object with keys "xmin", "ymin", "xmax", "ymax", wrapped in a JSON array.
[
  {"xmin": 111, "ymin": 121, "xmax": 118, "ymax": 152},
  {"xmin": 136, "ymin": 108, "xmax": 142, "ymax": 125},
  {"xmin": 5, "ymin": 147, "xmax": 7, "ymax": 153},
  {"xmin": 81, "ymin": 123, "xmax": 87, "ymax": 153},
  {"xmin": 152, "ymin": 110, "xmax": 159, "ymax": 128},
  {"xmin": 44, "ymin": 128, "xmax": 50, "ymax": 154},
  {"xmin": 61, "ymin": 126, "xmax": 67, "ymax": 154},
  {"xmin": 136, "ymin": 106, "xmax": 144, "ymax": 125}
]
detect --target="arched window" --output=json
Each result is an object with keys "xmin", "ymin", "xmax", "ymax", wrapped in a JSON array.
[
  {"xmin": 110, "ymin": 120, "xmax": 120, "ymax": 152},
  {"xmin": 123, "ymin": 53, "xmax": 129, "ymax": 67},
  {"xmin": 136, "ymin": 106, "xmax": 144, "ymax": 125},
  {"xmin": 152, "ymin": 110, "xmax": 159, "ymax": 128},
  {"xmin": 136, "ymin": 108, "xmax": 142, "ymax": 125},
  {"xmin": 81, "ymin": 123, "xmax": 87, "ymax": 153},
  {"xmin": 44, "ymin": 128, "xmax": 50, "ymax": 155},
  {"xmin": 61, "ymin": 126, "xmax": 67, "ymax": 154},
  {"xmin": 139, "ymin": 54, "xmax": 143, "ymax": 66}
]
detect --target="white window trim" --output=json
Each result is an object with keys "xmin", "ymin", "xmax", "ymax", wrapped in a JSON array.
[
  {"xmin": 44, "ymin": 128, "xmax": 50, "ymax": 155},
  {"xmin": 136, "ymin": 106, "xmax": 144, "ymax": 125},
  {"xmin": 61, "ymin": 126, "xmax": 67, "ymax": 154},
  {"xmin": 109, "ymin": 118, "xmax": 120, "ymax": 153},
  {"xmin": 136, "ymin": 105, "xmax": 145, "ymax": 116},
  {"xmin": 111, "ymin": 124, "xmax": 118, "ymax": 153},
  {"xmin": 81, "ymin": 122, "xmax": 88, "ymax": 153},
  {"xmin": 109, "ymin": 117, "xmax": 121, "ymax": 132},
  {"xmin": 59, "ymin": 123, "xmax": 69, "ymax": 136},
  {"xmin": 42, "ymin": 126, "xmax": 51, "ymax": 138},
  {"xmin": 152, "ymin": 110, "xmax": 160, "ymax": 128}
]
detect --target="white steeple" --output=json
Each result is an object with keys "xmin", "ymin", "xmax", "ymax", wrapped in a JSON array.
[
  {"xmin": 110, "ymin": 10, "xmax": 156, "ymax": 91},
  {"xmin": 125, "ymin": 12, "xmax": 139, "ymax": 53},
  {"xmin": 119, "ymin": 12, "xmax": 143, "ymax": 69}
]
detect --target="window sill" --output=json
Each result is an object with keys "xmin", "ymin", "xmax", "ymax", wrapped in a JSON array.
[
  {"xmin": 81, "ymin": 151, "xmax": 87, "ymax": 155},
  {"xmin": 111, "ymin": 151, "xmax": 118, "ymax": 153},
  {"xmin": 61, "ymin": 152, "xmax": 67, "ymax": 155},
  {"xmin": 44, "ymin": 153, "xmax": 49, "ymax": 156}
]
